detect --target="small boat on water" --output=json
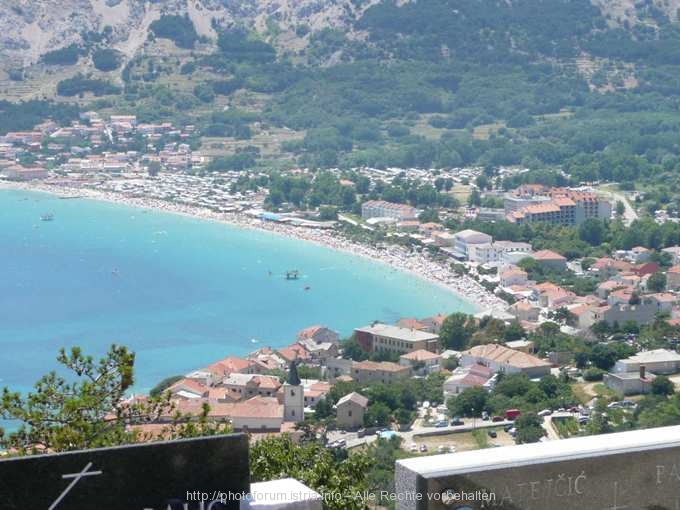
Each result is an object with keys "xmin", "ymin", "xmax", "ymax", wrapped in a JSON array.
[
  {"xmin": 285, "ymin": 270, "xmax": 300, "ymax": 280},
  {"xmin": 40, "ymin": 213, "xmax": 54, "ymax": 221}
]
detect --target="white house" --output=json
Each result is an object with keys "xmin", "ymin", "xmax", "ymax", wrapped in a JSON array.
[
  {"xmin": 443, "ymin": 364, "xmax": 494, "ymax": 399},
  {"xmin": 613, "ymin": 349, "xmax": 680, "ymax": 375},
  {"xmin": 453, "ymin": 230, "xmax": 493, "ymax": 260},
  {"xmin": 460, "ymin": 344, "xmax": 551, "ymax": 378}
]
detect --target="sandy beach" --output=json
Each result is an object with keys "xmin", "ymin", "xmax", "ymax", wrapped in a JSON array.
[{"xmin": 0, "ymin": 180, "xmax": 509, "ymax": 316}]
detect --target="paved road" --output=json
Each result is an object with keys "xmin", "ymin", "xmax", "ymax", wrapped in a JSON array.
[
  {"xmin": 599, "ymin": 188, "xmax": 638, "ymax": 226},
  {"xmin": 327, "ymin": 418, "xmax": 513, "ymax": 449}
]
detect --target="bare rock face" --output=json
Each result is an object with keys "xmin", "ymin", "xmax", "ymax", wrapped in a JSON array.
[{"xmin": 0, "ymin": 0, "xmax": 368, "ymax": 66}]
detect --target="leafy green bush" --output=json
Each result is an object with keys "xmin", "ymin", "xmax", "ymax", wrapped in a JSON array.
[
  {"xmin": 56, "ymin": 75, "xmax": 121, "ymax": 96},
  {"xmin": 42, "ymin": 44, "xmax": 84, "ymax": 65},
  {"xmin": 583, "ymin": 367, "xmax": 605, "ymax": 381},
  {"xmin": 150, "ymin": 14, "xmax": 198, "ymax": 49},
  {"xmin": 92, "ymin": 48, "xmax": 121, "ymax": 71}
]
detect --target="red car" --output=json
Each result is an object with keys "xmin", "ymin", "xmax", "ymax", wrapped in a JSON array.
[
  {"xmin": 505, "ymin": 409, "xmax": 521, "ymax": 421},
  {"xmin": 491, "ymin": 416, "xmax": 504, "ymax": 422}
]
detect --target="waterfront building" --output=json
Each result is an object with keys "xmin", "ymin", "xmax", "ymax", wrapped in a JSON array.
[
  {"xmin": 296, "ymin": 325, "xmax": 339, "ymax": 345},
  {"xmin": 452, "ymin": 229, "xmax": 493, "ymax": 260},
  {"xmin": 505, "ymin": 186, "xmax": 611, "ymax": 226},
  {"xmin": 354, "ymin": 323, "xmax": 439, "ymax": 354},
  {"xmin": 361, "ymin": 200, "xmax": 419, "ymax": 221}
]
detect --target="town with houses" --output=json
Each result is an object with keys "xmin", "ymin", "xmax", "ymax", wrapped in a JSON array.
[{"xmin": 5, "ymin": 111, "xmax": 680, "ymax": 454}]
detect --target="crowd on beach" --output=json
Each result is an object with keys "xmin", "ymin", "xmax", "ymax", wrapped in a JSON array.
[{"xmin": 1, "ymin": 180, "xmax": 509, "ymax": 316}]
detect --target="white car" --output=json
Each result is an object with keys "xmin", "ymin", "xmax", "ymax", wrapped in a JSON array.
[
  {"xmin": 409, "ymin": 443, "xmax": 418, "ymax": 452},
  {"xmin": 538, "ymin": 409, "xmax": 553, "ymax": 417}
]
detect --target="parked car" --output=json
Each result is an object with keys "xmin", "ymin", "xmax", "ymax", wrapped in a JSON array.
[
  {"xmin": 487, "ymin": 430, "xmax": 497, "ymax": 438},
  {"xmin": 505, "ymin": 409, "xmax": 521, "ymax": 421},
  {"xmin": 448, "ymin": 445, "xmax": 456, "ymax": 453},
  {"xmin": 336, "ymin": 439, "xmax": 346, "ymax": 447},
  {"xmin": 578, "ymin": 416, "xmax": 589, "ymax": 425},
  {"xmin": 509, "ymin": 427, "xmax": 517, "ymax": 437},
  {"xmin": 538, "ymin": 409, "xmax": 553, "ymax": 417},
  {"xmin": 419, "ymin": 444, "xmax": 428, "ymax": 452},
  {"xmin": 450, "ymin": 418, "xmax": 464, "ymax": 426},
  {"xmin": 409, "ymin": 442, "xmax": 418, "ymax": 452},
  {"xmin": 492, "ymin": 415, "xmax": 504, "ymax": 422},
  {"xmin": 437, "ymin": 445, "xmax": 446, "ymax": 453},
  {"xmin": 482, "ymin": 411, "xmax": 490, "ymax": 421},
  {"xmin": 436, "ymin": 420, "xmax": 449, "ymax": 428},
  {"xmin": 504, "ymin": 424, "xmax": 514, "ymax": 433}
]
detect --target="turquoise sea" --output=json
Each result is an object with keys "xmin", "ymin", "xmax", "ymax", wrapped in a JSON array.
[{"xmin": 0, "ymin": 189, "xmax": 476, "ymax": 394}]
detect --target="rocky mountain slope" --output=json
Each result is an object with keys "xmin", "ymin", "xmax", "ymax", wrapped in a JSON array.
[
  {"xmin": 4, "ymin": 0, "xmax": 680, "ymax": 70},
  {"xmin": 1, "ymin": 0, "xmax": 373, "ymax": 66}
]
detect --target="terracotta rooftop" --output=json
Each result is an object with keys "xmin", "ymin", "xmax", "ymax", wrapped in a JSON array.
[
  {"xmin": 533, "ymin": 249, "xmax": 567, "ymax": 261},
  {"xmin": 463, "ymin": 344, "xmax": 551, "ymax": 369},
  {"xmin": 337, "ymin": 392, "xmax": 369, "ymax": 408},
  {"xmin": 400, "ymin": 349, "xmax": 441, "ymax": 361}
]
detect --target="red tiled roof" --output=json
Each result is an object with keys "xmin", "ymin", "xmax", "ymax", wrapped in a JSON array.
[{"xmin": 533, "ymin": 249, "xmax": 566, "ymax": 261}]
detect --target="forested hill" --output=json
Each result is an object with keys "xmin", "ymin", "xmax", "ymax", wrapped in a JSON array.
[{"xmin": 4, "ymin": 0, "xmax": 680, "ymax": 187}]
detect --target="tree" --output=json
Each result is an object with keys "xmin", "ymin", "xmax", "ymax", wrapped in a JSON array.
[
  {"xmin": 652, "ymin": 375, "xmax": 675, "ymax": 396},
  {"xmin": 590, "ymin": 344, "xmax": 619, "ymax": 371},
  {"xmin": 341, "ymin": 336, "xmax": 368, "ymax": 361},
  {"xmin": 319, "ymin": 206, "xmax": 338, "ymax": 221},
  {"xmin": 503, "ymin": 320, "xmax": 526, "ymax": 341},
  {"xmin": 147, "ymin": 160, "xmax": 161, "ymax": 177},
  {"xmin": 616, "ymin": 201, "xmax": 626, "ymax": 218},
  {"xmin": 150, "ymin": 374, "xmax": 183, "ymax": 397},
  {"xmin": 514, "ymin": 412, "xmax": 545, "ymax": 444},
  {"xmin": 578, "ymin": 218, "xmax": 605, "ymax": 246},
  {"xmin": 494, "ymin": 373, "xmax": 531, "ymax": 398},
  {"xmin": 647, "ymin": 272, "xmax": 667, "ymax": 292},
  {"xmin": 394, "ymin": 408, "xmax": 415, "ymax": 426},
  {"xmin": 468, "ymin": 188, "xmax": 481, "ymax": 207},
  {"xmin": 314, "ymin": 397, "xmax": 333, "ymax": 419},
  {"xmin": 92, "ymin": 48, "xmax": 122, "ymax": 71},
  {"xmin": 447, "ymin": 387, "xmax": 487, "ymax": 417},
  {"xmin": 439, "ymin": 313, "xmax": 475, "ymax": 350},
  {"xmin": 418, "ymin": 208, "xmax": 440, "ymax": 223},
  {"xmin": 0, "ymin": 346, "xmax": 229, "ymax": 453},
  {"xmin": 250, "ymin": 435, "xmax": 372, "ymax": 510},
  {"xmin": 364, "ymin": 402, "xmax": 391, "ymax": 427}
]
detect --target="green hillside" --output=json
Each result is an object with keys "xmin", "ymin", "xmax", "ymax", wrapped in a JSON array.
[{"xmin": 4, "ymin": 0, "xmax": 680, "ymax": 190}]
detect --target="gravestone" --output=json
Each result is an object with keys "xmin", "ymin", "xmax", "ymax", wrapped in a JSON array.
[
  {"xmin": 0, "ymin": 434, "xmax": 249, "ymax": 510},
  {"xmin": 395, "ymin": 425, "xmax": 680, "ymax": 510}
]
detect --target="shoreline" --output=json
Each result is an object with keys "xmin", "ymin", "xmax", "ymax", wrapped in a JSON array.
[{"xmin": 0, "ymin": 180, "xmax": 508, "ymax": 316}]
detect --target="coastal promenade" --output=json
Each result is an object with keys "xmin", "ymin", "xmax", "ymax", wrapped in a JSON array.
[{"xmin": 0, "ymin": 180, "xmax": 507, "ymax": 315}]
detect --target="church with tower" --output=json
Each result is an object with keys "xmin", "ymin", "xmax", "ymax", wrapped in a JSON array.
[{"xmin": 283, "ymin": 361, "xmax": 304, "ymax": 423}]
